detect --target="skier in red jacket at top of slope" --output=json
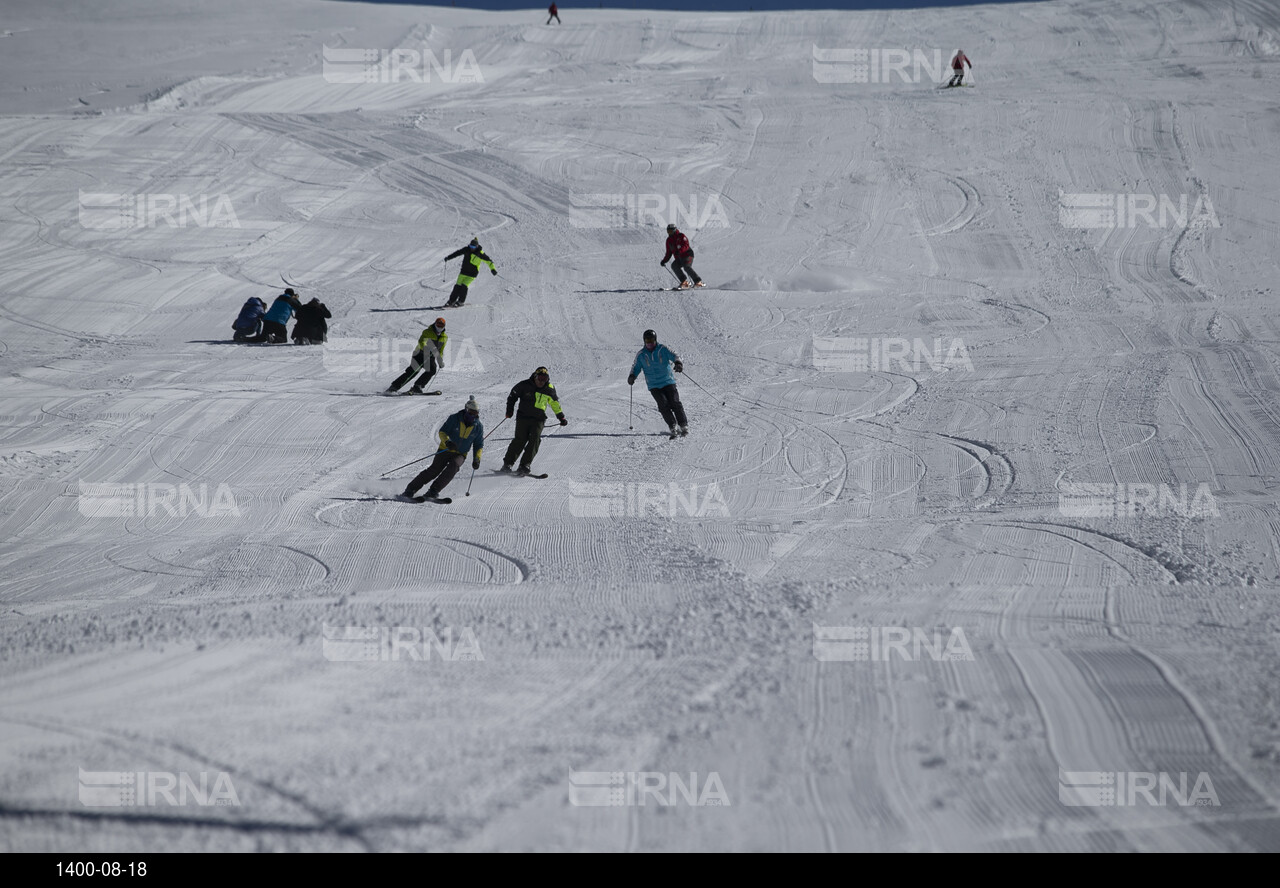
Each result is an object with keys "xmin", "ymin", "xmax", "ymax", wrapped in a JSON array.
[
  {"xmin": 660, "ymin": 223, "xmax": 704, "ymax": 289},
  {"xmin": 947, "ymin": 50, "xmax": 972, "ymax": 87},
  {"xmin": 547, "ymin": 3, "xmax": 560, "ymax": 25}
]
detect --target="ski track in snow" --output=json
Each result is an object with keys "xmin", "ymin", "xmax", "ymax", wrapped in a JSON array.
[{"xmin": 2, "ymin": 0, "xmax": 1280, "ymax": 852}]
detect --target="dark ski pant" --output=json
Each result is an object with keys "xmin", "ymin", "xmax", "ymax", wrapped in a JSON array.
[
  {"xmin": 405, "ymin": 451, "xmax": 464, "ymax": 497},
  {"xmin": 504, "ymin": 415, "xmax": 545, "ymax": 469},
  {"xmin": 671, "ymin": 257, "xmax": 701, "ymax": 285},
  {"xmin": 547, "ymin": 13, "xmax": 560, "ymax": 23},
  {"xmin": 247, "ymin": 320, "xmax": 288, "ymax": 343},
  {"xmin": 649, "ymin": 384, "xmax": 687, "ymax": 427},
  {"xmin": 446, "ymin": 283, "xmax": 469, "ymax": 306},
  {"xmin": 948, "ymin": 70, "xmax": 965, "ymax": 86},
  {"xmin": 389, "ymin": 350, "xmax": 439, "ymax": 392}
]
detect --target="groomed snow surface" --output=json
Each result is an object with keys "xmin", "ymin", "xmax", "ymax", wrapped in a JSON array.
[{"xmin": 3, "ymin": 0, "xmax": 1280, "ymax": 852}]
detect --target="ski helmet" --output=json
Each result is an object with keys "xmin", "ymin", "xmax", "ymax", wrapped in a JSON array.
[
  {"xmin": 470, "ymin": 237, "xmax": 480, "ymax": 247},
  {"xmin": 643, "ymin": 329, "xmax": 657, "ymax": 342},
  {"xmin": 666, "ymin": 223, "xmax": 677, "ymax": 233},
  {"xmin": 434, "ymin": 317, "xmax": 446, "ymax": 328}
]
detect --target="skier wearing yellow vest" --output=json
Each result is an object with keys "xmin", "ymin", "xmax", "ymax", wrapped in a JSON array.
[
  {"xmin": 387, "ymin": 317, "xmax": 448, "ymax": 394},
  {"xmin": 444, "ymin": 238, "xmax": 497, "ymax": 307}
]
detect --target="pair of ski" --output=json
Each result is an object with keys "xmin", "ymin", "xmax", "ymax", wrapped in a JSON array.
[
  {"xmin": 397, "ymin": 493, "xmax": 453, "ymax": 505},
  {"xmin": 383, "ymin": 389, "xmax": 442, "ymax": 396},
  {"xmin": 493, "ymin": 468, "xmax": 548, "ymax": 479}
]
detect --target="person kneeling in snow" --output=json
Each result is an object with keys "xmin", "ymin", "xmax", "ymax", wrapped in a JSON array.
[
  {"xmin": 248, "ymin": 288, "xmax": 301, "ymax": 343},
  {"xmin": 231, "ymin": 296, "xmax": 266, "ymax": 342},
  {"xmin": 402, "ymin": 397, "xmax": 484, "ymax": 501},
  {"xmin": 292, "ymin": 297, "xmax": 331, "ymax": 345}
]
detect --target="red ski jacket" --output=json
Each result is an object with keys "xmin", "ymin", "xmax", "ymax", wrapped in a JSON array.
[
  {"xmin": 951, "ymin": 51, "xmax": 971, "ymax": 71},
  {"xmin": 662, "ymin": 231, "xmax": 693, "ymax": 263}
]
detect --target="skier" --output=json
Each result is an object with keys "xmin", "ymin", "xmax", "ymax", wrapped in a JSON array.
[
  {"xmin": 401, "ymin": 396, "xmax": 485, "ymax": 503},
  {"xmin": 247, "ymin": 288, "xmax": 302, "ymax": 343},
  {"xmin": 292, "ymin": 297, "xmax": 331, "ymax": 345},
  {"xmin": 660, "ymin": 223, "xmax": 704, "ymax": 289},
  {"xmin": 387, "ymin": 317, "xmax": 448, "ymax": 394},
  {"xmin": 443, "ymin": 238, "xmax": 497, "ymax": 307},
  {"xmin": 502, "ymin": 366, "xmax": 566, "ymax": 475},
  {"xmin": 547, "ymin": 3, "xmax": 560, "ymax": 24},
  {"xmin": 627, "ymin": 329, "xmax": 688, "ymax": 438},
  {"xmin": 947, "ymin": 49, "xmax": 972, "ymax": 87},
  {"xmin": 231, "ymin": 296, "xmax": 266, "ymax": 342}
]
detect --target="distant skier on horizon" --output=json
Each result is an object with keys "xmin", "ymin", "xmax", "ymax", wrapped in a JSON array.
[
  {"xmin": 947, "ymin": 49, "xmax": 972, "ymax": 87},
  {"xmin": 547, "ymin": 3, "xmax": 560, "ymax": 25},
  {"xmin": 443, "ymin": 238, "xmax": 497, "ymax": 307},
  {"xmin": 660, "ymin": 223, "xmax": 704, "ymax": 289}
]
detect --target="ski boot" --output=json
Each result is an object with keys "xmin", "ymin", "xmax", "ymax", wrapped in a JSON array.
[
  {"xmin": 516, "ymin": 465, "xmax": 532, "ymax": 476},
  {"xmin": 677, "ymin": 280, "xmax": 692, "ymax": 290},
  {"xmin": 499, "ymin": 464, "xmax": 514, "ymax": 474},
  {"xmin": 679, "ymin": 425, "xmax": 689, "ymax": 437},
  {"xmin": 692, "ymin": 281, "xmax": 706, "ymax": 288}
]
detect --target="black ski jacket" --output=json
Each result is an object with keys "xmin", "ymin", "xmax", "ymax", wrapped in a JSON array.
[{"xmin": 506, "ymin": 373, "xmax": 565, "ymax": 420}]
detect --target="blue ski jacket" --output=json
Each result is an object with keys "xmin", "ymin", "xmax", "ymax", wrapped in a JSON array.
[
  {"xmin": 437, "ymin": 410, "xmax": 485, "ymax": 459},
  {"xmin": 631, "ymin": 343, "xmax": 680, "ymax": 390},
  {"xmin": 263, "ymin": 294, "xmax": 301, "ymax": 325},
  {"xmin": 232, "ymin": 297, "xmax": 266, "ymax": 332}
]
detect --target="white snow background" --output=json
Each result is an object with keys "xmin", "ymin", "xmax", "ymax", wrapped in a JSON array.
[{"xmin": 2, "ymin": 0, "xmax": 1280, "ymax": 851}]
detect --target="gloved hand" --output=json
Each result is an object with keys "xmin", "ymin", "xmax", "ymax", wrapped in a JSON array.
[
  {"xmin": 673, "ymin": 360, "xmax": 683, "ymax": 373},
  {"xmin": 506, "ymin": 409, "xmax": 513, "ymax": 419},
  {"xmin": 660, "ymin": 260, "xmax": 668, "ymax": 267},
  {"xmin": 627, "ymin": 374, "xmax": 636, "ymax": 386},
  {"xmin": 491, "ymin": 268, "xmax": 498, "ymax": 276},
  {"xmin": 558, "ymin": 415, "xmax": 568, "ymax": 426},
  {"xmin": 472, "ymin": 456, "xmax": 481, "ymax": 470}
]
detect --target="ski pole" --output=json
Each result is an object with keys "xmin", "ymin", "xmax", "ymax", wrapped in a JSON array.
[
  {"xmin": 666, "ymin": 265, "xmax": 682, "ymax": 287},
  {"xmin": 628, "ymin": 383, "xmax": 634, "ymax": 430},
  {"xmin": 380, "ymin": 453, "xmax": 433, "ymax": 479},
  {"xmin": 465, "ymin": 462, "xmax": 477, "ymax": 496},
  {"xmin": 679, "ymin": 370, "xmax": 725, "ymax": 406}
]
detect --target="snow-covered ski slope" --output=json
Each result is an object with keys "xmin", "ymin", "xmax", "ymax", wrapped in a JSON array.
[{"xmin": 3, "ymin": 0, "xmax": 1280, "ymax": 852}]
